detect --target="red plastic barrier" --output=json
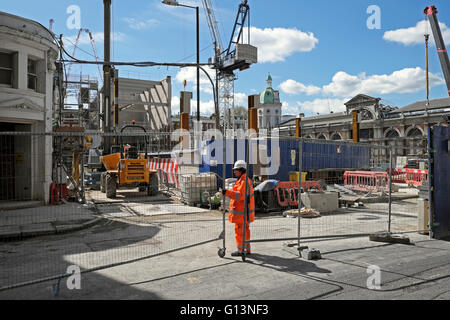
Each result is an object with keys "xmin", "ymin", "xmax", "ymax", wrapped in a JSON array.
[
  {"xmin": 149, "ymin": 158, "xmax": 180, "ymax": 188},
  {"xmin": 275, "ymin": 181, "xmax": 323, "ymax": 208},
  {"xmin": 344, "ymin": 171, "xmax": 389, "ymax": 193},
  {"xmin": 405, "ymin": 169, "xmax": 428, "ymax": 186},
  {"xmin": 388, "ymin": 168, "xmax": 407, "ymax": 184}
]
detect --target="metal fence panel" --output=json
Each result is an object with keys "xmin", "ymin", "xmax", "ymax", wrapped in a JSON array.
[
  {"xmin": 237, "ymin": 134, "xmax": 430, "ymax": 260},
  {"xmin": 0, "ymin": 131, "xmax": 224, "ymax": 290}
]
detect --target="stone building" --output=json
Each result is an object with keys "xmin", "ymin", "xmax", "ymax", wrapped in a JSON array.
[
  {"xmin": 252, "ymin": 75, "xmax": 282, "ymax": 131},
  {"xmin": 276, "ymin": 94, "xmax": 450, "ymax": 163},
  {"xmin": 0, "ymin": 11, "xmax": 58, "ymax": 202}
]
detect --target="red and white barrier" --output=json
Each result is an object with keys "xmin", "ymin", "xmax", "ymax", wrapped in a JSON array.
[
  {"xmin": 387, "ymin": 168, "xmax": 428, "ymax": 186},
  {"xmin": 389, "ymin": 168, "xmax": 407, "ymax": 184},
  {"xmin": 344, "ymin": 171, "xmax": 389, "ymax": 193},
  {"xmin": 149, "ymin": 158, "xmax": 180, "ymax": 188},
  {"xmin": 405, "ymin": 169, "xmax": 428, "ymax": 186}
]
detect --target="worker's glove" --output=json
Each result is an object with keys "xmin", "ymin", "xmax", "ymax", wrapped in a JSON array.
[{"xmin": 221, "ymin": 189, "xmax": 227, "ymax": 196}]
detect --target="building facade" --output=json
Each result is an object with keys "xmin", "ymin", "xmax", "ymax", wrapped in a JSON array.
[
  {"xmin": 276, "ymin": 94, "xmax": 450, "ymax": 164},
  {"xmin": 253, "ymin": 75, "xmax": 282, "ymax": 131},
  {"xmin": 0, "ymin": 11, "xmax": 58, "ymax": 202}
]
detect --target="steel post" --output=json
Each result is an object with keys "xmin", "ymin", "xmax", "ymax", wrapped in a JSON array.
[
  {"xmin": 297, "ymin": 138, "xmax": 303, "ymax": 257},
  {"xmin": 388, "ymin": 146, "xmax": 393, "ymax": 234}
]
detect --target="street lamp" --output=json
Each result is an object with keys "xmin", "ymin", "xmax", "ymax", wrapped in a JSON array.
[{"xmin": 162, "ymin": 0, "xmax": 200, "ymax": 123}]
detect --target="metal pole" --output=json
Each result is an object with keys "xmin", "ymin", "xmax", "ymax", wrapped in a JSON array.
[
  {"xmin": 80, "ymin": 140, "xmax": 85, "ymax": 203},
  {"xmin": 388, "ymin": 146, "xmax": 393, "ymax": 234},
  {"xmin": 297, "ymin": 138, "xmax": 303, "ymax": 257},
  {"xmin": 215, "ymin": 68, "xmax": 220, "ymax": 131},
  {"xmin": 103, "ymin": 0, "xmax": 112, "ymax": 153},
  {"xmin": 222, "ymin": 120, "xmax": 226, "ymax": 252},
  {"xmin": 58, "ymin": 35, "xmax": 64, "ymax": 203},
  {"xmin": 425, "ymin": 34, "xmax": 430, "ymax": 104},
  {"xmin": 196, "ymin": 6, "xmax": 200, "ymax": 123},
  {"xmin": 242, "ymin": 135, "xmax": 250, "ymax": 260}
]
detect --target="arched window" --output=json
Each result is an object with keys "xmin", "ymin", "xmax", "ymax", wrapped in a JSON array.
[
  {"xmin": 407, "ymin": 127, "xmax": 424, "ymax": 156},
  {"xmin": 385, "ymin": 129, "xmax": 401, "ymax": 156},
  {"xmin": 361, "ymin": 109, "xmax": 374, "ymax": 120},
  {"xmin": 385, "ymin": 129, "xmax": 400, "ymax": 139},
  {"xmin": 331, "ymin": 133, "xmax": 342, "ymax": 141},
  {"xmin": 317, "ymin": 134, "xmax": 327, "ymax": 140},
  {"xmin": 407, "ymin": 127, "xmax": 422, "ymax": 137}
]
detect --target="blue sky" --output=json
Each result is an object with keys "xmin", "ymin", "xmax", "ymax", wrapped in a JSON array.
[{"xmin": 3, "ymin": 0, "xmax": 450, "ymax": 116}]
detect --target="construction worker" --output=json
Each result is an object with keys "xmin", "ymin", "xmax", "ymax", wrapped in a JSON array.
[{"xmin": 222, "ymin": 160, "xmax": 255, "ymax": 256}]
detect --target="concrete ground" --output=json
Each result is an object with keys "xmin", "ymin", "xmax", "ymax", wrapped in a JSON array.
[
  {"xmin": 0, "ymin": 202, "xmax": 100, "ymax": 240},
  {"xmin": 0, "ymin": 195, "xmax": 449, "ymax": 300}
]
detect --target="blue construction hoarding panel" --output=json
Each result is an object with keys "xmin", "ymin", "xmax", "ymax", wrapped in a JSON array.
[
  {"xmin": 431, "ymin": 126, "xmax": 450, "ymax": 239},
  {"xmin": 199, "ymin": 138, "xmax": 371, "ymax": 185},
  {"xmin": 200, "ymin": 139, "xmax": 254, "ymax": 188}
]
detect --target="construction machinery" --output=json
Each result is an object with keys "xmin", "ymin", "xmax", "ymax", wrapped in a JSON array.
[
  {"xmin": 424, "ymin": 5, "xmax": 450, "ymax": 96},
  {"xmin": 202, "ymin": 0, "xmax": 257, "ymax": 131},
  {"xmin": 100, "ymin": 123, "xmax": 159, "ymax": 198}
]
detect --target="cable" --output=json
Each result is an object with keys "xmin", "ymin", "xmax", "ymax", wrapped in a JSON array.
[
  {"xmin": 63, "ymin": 36, "xmax": 99, "ymax": 60},
  {"xmin": 175, "ymin": 44, "xmax": 213, "ymax": 63}
]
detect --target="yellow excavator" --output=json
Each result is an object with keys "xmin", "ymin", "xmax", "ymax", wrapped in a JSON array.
[{"xmin": 100, "ymin": 124, "xmax": 158, "ymax": 198}]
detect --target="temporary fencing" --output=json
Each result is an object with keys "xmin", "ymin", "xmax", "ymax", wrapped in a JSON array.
[
  {"xmin": 0, "ymin": 130, "xmax": 224, "ymax": 290},
  {"xmin": 0, "ymin": 128, "xmax": 433, "ymax": 287},
  {"xmin": 236, "ymin": 134, "xmax": 430, "ymax": 261}
]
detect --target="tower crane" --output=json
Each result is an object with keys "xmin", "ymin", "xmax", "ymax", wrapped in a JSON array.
[
  {"xmin": 424, "ymin": 5, "xmax": 450, "ymax": 96},
  {"xmin": 201, "ymin": 0, "xmax": 257, "ymax": 132},
  {"xmin": 66, "ymin": 28, "xmax": 103, "ymax": 82}
]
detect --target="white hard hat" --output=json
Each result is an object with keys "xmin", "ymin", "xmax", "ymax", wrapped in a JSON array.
[{"xmin": 233, "ymin": 160, "xmax": 246, "ymax": 170}]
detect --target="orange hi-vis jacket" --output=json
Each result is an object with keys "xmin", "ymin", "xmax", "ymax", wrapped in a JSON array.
[{"xmin": 225, "ymin": 174, "xmax": 255, "ymax": 224}]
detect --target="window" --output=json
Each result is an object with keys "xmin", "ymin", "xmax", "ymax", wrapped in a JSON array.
[
  {"xmin": 385, "ymin": 129, "xmax": 400, "ymax": 139},
  {"xmin": 27, "ymin": 59, "xmax": 37, "ymax": 91},
  {"xmin": 0, "ymin": 52, "xmax": 13, "ymax": 86},
  {"xmin": 331, "ymin": 133, "xmax": 342, "ymax": 141},
  {"xmin": 360, "ymin": 128, "xmax": 374, "ymax": 139},
  {"xmin": 407, "ymin": 127, "xmax": 422, "ymax": 137},
  {"xmin": 361, "ymin": 109, "xmax": 374, "ymax": 120}
]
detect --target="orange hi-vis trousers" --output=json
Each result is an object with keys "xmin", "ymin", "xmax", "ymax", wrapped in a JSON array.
[{"xmin": 235, "ymin": 222, "xmax": 251, "ymax": 253}]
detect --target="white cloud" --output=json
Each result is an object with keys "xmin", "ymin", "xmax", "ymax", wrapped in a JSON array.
[
  {"xmin": 175, "ymin": 66, "xmax": 216, "ymax": 94},
  {"xmin": 171, "ymin": 95, "xmax": 180, "ymax": 114},
  {"xmin": 64, "ymin": 31, "xmax": 125, "ymax": 46},
  {"xmin": 296, "ymin": 98, "xmax": 348, "ymax": 115},
  {"xmin": 383, "ymin": 20, "xmax": 450, "ymax": 46},
  {"xmin": 323, "ymin": 67, "xmax": 444, "ymax": 98},
  {"xmin": 123, "ymin": 17, "xmax": 158, "ymax": 30},
  {"xmin": 172, "ymin": 96, "xmax": 216, "ymax": 116},
  {"xmin": 279, "ymin": 79, "xmax": 321, "ymax": 95},
  {"xmin": 234, "ymin": 93, "xmax": 248, "ymax": 107},
  {"xmin": 243, "ymin": 26, "xmax": 318, "ymax": 63},
  {"xmin": 282, "ymin": 101, "xmax": 300, "ymax": 115},
  {"xmin": 192, "ymin": 100, "xmax": 217, "ymax": 115}
]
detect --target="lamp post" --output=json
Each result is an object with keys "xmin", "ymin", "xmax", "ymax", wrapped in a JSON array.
[{"xmin": 162, "ymin": 0, "xmax": 200, "ymax": 123}]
